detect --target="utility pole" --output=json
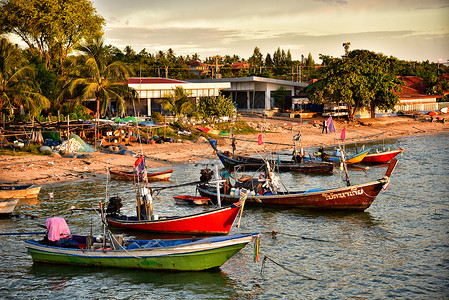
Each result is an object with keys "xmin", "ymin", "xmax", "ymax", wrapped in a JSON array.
[{"xmin": 210, "ymin": 56, "xmax": 223, "ymax": 78}]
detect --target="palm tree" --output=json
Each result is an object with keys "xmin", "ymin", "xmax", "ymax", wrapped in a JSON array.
[
  {"xmin": 159, "ymin": 86, "xmax": 195, "ymax": 120},
  {"xmin": 59, "ymin": 37, "xmax": 136, "ymax": 119},
  {"xmin": 0, "ymin": 37, "xmax": 50, "ymax": 119}
]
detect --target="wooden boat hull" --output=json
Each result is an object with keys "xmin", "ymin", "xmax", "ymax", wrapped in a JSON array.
[
  {"xmin": 197, "ymin": 179, "xmax": 387, "ymax": 211},
  {"xmin": 107, "ymin": 204, "xmax": 241, "ymax": 235},
  {"xmin": 110, "ymin": 169, "xmax": 173, "ymax": 181},
  {"xmin": 216, "ymin": 151, "xmax": 334, "ymax": 173},
  {"xmin": 324, "ymin": 149, "xmax": 370, "ymax": 164},
  {"xmin": 362, "ymin": 148, "xmax": 404, "ymax": 163},
  {"xmin": 0, "ymin": 198, "xmax": 20, "ymax": 215},
  {"xmin": 26, "ymin": 234, "xmax": 255, "ymax": 271},
  {"xmin": 0, "ymin": 185, "xmax": 41, "ymax": 199}
]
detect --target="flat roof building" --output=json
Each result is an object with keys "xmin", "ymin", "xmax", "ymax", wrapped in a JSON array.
[{"xmin": 188, "ymin": 76, "xmax": 308, "ymax": 112}]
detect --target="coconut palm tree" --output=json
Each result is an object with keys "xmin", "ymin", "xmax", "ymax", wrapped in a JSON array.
[
  {"xmin": 159, "ymin": 86, "xmax": 196, "ymax": 120},
  {"xmin": 0, "ymin": 37, "xmax": 50, "ymax": 119},
  {"xmin": 59, "ymin": 37, "xmax": 136, "ymax": 119}
]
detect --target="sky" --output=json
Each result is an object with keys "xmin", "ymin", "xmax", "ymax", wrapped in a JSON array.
[{"xmin": 12, "ymin": 0, "xmax": 449, "ymax": 63}]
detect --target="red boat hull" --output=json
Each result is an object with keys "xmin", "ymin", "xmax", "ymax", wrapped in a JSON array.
[
  {"xmin": 362, "ymin": 148, "xmax": 404, "ymax": 163},
  {"xmin": 107, "ymin": 204, "xmax": 241, "ymax": 235}
]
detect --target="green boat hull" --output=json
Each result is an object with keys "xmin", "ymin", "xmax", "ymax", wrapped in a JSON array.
[{"xmin": 27, "ymin": 243, "xmax": 247, "ymax": 271}]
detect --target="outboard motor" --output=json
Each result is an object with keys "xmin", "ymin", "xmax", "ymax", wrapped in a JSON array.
[
  {"xmin": 200, "ymin": 168, "xmax": 213, "ymax": 182},
  {"xmin": 106, "ymin": 196, "xmax": 123, "ymax": 217}
]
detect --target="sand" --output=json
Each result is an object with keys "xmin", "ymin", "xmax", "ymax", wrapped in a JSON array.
[{"xmin": 0, "ymin": 115, "xmax": 447, "ymax": 186}]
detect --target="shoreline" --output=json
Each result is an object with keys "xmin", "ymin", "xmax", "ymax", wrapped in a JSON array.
[{"xmin": 1, "ymin": 115, "xmax": 447, "ymax": 186}]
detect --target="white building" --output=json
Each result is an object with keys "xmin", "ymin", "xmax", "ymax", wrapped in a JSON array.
[
  {"xmin": 188, "ymin": 76, "xmax": 308, "ymax": 112},
  {"xmin": 127, "ymin": 77, "xmax": 230, "ymax": 116}
]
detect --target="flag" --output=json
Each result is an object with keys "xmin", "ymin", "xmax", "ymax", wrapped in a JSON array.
[
  {"xmin": 258, "ymin": 134, "xmax": 263, "ymax": 145},
  {"xmin": 134, "ymin": 156, "xmax": 145, "ymax": 173},
  {"xmin": 293, "ymin": 132, "xmax": 301, "ymax": 141},
  {"xmin": 327, "ymin": 117, "xmax": 336, "ymax": 133},
  {"xmin": 341, "ymin": 128, "xmax": 346, "ymax": 140}
]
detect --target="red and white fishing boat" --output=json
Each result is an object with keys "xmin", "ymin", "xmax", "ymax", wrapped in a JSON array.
[
  {"xmin": 362, "ymin": 148, "xmax": 404, "ymax": 164},
  {"xmin": 106, "ymin": 199, "xmax": 242, "ymax": 235}
]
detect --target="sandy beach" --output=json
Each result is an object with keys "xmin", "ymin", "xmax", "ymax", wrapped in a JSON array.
[{"xmin": 0, "ymin": 115, "xmax": 447, "ymax": 186}]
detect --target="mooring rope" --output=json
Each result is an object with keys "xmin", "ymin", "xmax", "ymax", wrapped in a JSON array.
[
  {"xmin": 261, "ymin": 255, "xmax": 316, "ymax": 280},
  {"xmin": 242, "ymin": 211, "xmax": 332, "ymax": 242}
]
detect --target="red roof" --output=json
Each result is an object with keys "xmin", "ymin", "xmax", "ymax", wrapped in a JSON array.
[
  {"xmin": 398, "ymin": 76, "xmax": 426, "ymax": 94},
  {"xmin": 231, "ymin": 62, "xmax": 250, "ymax": 70},
  {"xmin": 128, "ymin": 78, "xmax": 186, "ymax": 84}
]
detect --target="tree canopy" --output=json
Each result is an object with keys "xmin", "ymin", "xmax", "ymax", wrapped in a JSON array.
[
  {"xmin": 0, "ymin": 0, "xmax": 105, "ymax": 71},
  {"xmin": 306, "ymin": 50, "xmax": 403, "ymax": 118}
]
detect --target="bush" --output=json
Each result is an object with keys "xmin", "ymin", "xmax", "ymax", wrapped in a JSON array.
[{"xmin": 197, "ymin": 95, "xmax": 236, "ymax": 120}]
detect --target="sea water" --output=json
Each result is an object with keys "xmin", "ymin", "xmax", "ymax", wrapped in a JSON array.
[{"xmin": 0, "ymin": 133, "xmax": 448, "ymax": 299}]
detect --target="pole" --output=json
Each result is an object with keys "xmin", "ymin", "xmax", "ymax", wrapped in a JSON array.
[{"xmin": 215, "ymin": 165, "xmax": 221, "ymax": 208}]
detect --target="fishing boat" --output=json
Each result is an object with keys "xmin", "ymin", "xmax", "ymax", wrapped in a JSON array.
[
  {"xmin": 362, "ymin": 148, "xmax": 404, "ymax": 164},
  {"xmin": 0, "ymin": 198, "xmax": 20, "ymax": 215},
  {"xmin": 109, "ymin": 168, "xmax": 173, "ymax": 181},
  {"xmin": 26, "ymin": 232, "xmax": 258, "ymax": 271},
  {"xmin": 320, "ymin": 148, "xmax": 370, "ymax": 164},
  {"xmin": 209, "ymin": 140, "xmax": 333, "ymax": 173},
  {"xmin": 0, "ymin": 185, "xmax": 41, "ymax": 199},
  {"xmin": 197, "ymin": 159, "xmax": 398, "ymax": 212},
  {"xmin": 106, "ymin": 197, "xmax": 242, "ymax": 235}
]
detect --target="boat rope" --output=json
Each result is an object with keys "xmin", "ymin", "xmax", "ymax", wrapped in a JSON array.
[
  {"xmin": 260, "ymin": 255, "xmax": 316, "ymax": 280},
  {"xmin": 149, "ymin": 180, "xmax": 203, "ymax": 195},
  {"xmin": 242, "ymin": 211, "xmax": 332, "ymax": 242}
]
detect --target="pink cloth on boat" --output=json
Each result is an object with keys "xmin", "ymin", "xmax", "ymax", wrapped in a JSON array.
[{"xmin": 46, "ymin": 217, "xmax": 71, "ymax": 241}]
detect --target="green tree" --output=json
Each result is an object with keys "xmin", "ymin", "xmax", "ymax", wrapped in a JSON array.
[
  {"xmin": 159, "ymin": 86, "xmax": 195, "ymax": 119},
  {"xmin": 0, "ymin": 37, "xmax": 50, "ymax": 119},
  {"xmin": 0, "ymin": 0, "xmax": 104, "ymax": 71},
  {"xmin": 307, "ymin": 50, "xmax": 402, "ymax": 119},
  {"xmin": 249, "ymin": 47, "xmax": 264, "ymax": 71},
  {"xmin": 197, "ymin": 95, "xmax": 235, "ymax": 119},
  {"xmin": 59, "ymin": 37, "xmax": 135, "ymax": 118},
  {"xmin": 272, "ymin": 86, "xmax": 291, "ymax": 112}
]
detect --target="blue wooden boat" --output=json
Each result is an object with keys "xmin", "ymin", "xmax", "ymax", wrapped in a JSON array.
[{"xmin": 209, "ymin": 140, "xmax": 333, "ymax": 173}]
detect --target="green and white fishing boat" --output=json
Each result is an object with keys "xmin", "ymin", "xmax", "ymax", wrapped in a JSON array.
[{"xmin": 26, "ymin": 233, "xmax": 258, "ymax": 271}]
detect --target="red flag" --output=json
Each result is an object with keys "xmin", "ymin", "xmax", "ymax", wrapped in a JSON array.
[
  {"xmin": 341, "ymin": 128, "xmax": 346, "ymax": 140},
  {"xmin": 134, "ymin": 156, "xmax": 145, "ymax": 172},
  {"xmin": 258, "ymin": 134, "xmax": 263, "ymax": 145}
]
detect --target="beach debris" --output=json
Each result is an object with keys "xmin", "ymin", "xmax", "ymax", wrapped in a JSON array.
[{"xmin": 58, "ymin": 134, "xmax": 95, "ymax": 153}]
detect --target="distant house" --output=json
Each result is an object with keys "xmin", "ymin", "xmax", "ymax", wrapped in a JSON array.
[
  {"xmin": 395, "ymin": 76, "xmax": 442, "ymax": 111},
  {"xmin": 187, "ymin": 60, "xmax": 212, "ymax": 77},
  {"xmin": 356, "ymin": 76, "xmax": 442, "ymax": 118},
  {"xmin": 230, "ymin": 62, "xmax": 250, "ymax": 75}
]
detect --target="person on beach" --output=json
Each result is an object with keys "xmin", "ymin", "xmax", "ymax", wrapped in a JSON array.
[
  {"xmin": 220, "ymin": 170, "xmax": 235, "ymax": 194},
  {"xmin": 322, "ymin": 120, "xmax": 328, "ymax": 134}
]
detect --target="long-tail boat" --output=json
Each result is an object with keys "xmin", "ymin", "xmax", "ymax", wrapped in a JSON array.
[
  {"xmin": 0, "ymin": 185, "xmax": 41, "ymax": 199},
  {"xmin": 197, "ymin": 159, "xmax": 398, "ymax": 212},
  {"xmin": 209, "ymin": 139, "xmax": 334, "ymax": 173},
  {"xmin": 362, "ymin": 148, "xmax": 404, "ymax": 163},
  {"xmin": 26, "ymin": 229, "xmax": 258, "ymax": 271},
  {"xmin": 106, "ymin": 197, "xmax": 242, "ymax": 235}
]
